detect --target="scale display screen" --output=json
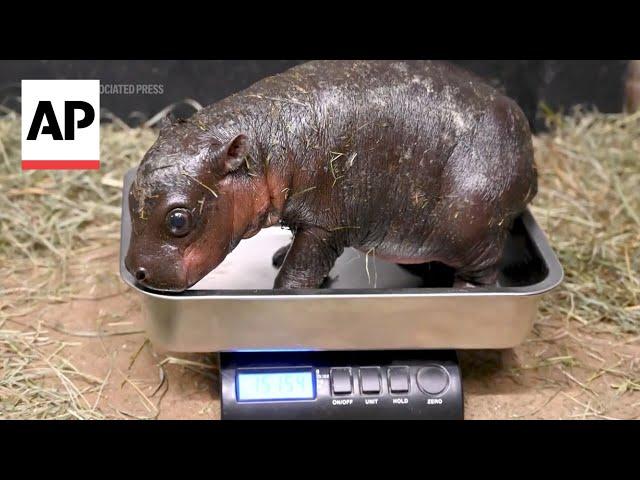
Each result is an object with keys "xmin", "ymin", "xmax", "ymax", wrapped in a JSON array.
[{"xmin": 236, "ymin": 369, "xmax": 315, "ymax": 401}]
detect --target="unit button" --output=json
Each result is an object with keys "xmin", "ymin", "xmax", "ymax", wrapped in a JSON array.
[
  {"xmin": 417, "ymin": 366, "xmax": 450, "ymax": 395},
  {"xmin": 388, "ymin": 366, "xmax": 410, "ymax": 393},
  {"xmin": 360, "ymin": 367, "xmax": 381, "ymax": 394},
  {"xmin": 331, "ymin": 368, "xmax": 352, "ymax": 395}
]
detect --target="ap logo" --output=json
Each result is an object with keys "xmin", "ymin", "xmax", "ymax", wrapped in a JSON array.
[{"xmin": 21, "ymin": 80, "xmax": 100, "ymax": 170}]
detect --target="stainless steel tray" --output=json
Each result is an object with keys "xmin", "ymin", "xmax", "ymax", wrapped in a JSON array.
[{"xmin": 119, "ymin": 168, "xmax": 563, "ymax": 352}]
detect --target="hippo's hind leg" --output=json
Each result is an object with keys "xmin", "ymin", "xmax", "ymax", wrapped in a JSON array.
[
  {"xmin": 437, "ymin": 195, "xmax": 511, "ymax": 289},
  {"xmin": 453, "ymin": 264, "xmax": 500, "ymax": 288},
  {"xmin": 451, "ymin": 229, "xmax": 507, "ymax": 288},
  {"xmin": 273, "ymin": 228, "xmax": 344, "ymax": 289}
]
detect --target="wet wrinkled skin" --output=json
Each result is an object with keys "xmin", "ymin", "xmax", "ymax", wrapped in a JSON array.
[{"xmin": 125, "ymin": 60, "xmax": 537, "ymax": 291}]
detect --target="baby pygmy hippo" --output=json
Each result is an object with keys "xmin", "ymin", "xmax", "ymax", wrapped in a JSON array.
[{"xmin": 125, "ymin": 60, "xmax": 537, "ymax": 291}]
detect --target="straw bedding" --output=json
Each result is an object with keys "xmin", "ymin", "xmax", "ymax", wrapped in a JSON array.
[{"xmin": 0, "ymin": 107, "xmax": 638, "ymax": 418}]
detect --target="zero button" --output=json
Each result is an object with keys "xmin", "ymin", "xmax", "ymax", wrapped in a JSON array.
[{"xmin": 416, "ymin": 366, "xmax": 450, "ymax": 396}]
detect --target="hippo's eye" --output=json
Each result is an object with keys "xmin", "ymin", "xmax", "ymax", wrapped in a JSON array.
[{"xmin": 166, "ymin": 208, "xmax": 192, "ymax": 237}]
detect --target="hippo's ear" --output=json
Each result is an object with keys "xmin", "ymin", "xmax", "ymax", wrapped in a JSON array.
[
  {"xmin": 158, "ymin": 113, "xmax": 175, "ymax": 132},
  {"xmin": 217, "ymin": 134, "xmax": 249, "ymax": 174}
]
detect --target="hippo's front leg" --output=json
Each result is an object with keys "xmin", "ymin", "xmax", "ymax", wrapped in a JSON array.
[{"xmin": 273, "ymin": 228, "xmax": 343, "ymax": 289}]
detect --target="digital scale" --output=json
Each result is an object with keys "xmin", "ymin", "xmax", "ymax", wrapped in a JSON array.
[
  {"xmin": 220, "ymin": 350, "xmax": 462, "ymax": 419},
  {"xmin": 119, "ymin": 169, "xmax": 562, "ymax": 420}
]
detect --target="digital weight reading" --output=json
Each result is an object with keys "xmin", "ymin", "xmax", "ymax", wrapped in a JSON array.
[{"xmin": 236, "ymin": 369, "xmax": 316, "ymax": 401}]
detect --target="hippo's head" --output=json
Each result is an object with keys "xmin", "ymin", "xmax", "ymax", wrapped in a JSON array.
[{"xmin": 124, "ymin": 118, "xmax": 268, "ymax": 292}]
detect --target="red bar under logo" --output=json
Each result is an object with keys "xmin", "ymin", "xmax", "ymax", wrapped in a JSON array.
[{"xmin": 22, "ymin": 160, "xmax": 100, "ymax": 170}]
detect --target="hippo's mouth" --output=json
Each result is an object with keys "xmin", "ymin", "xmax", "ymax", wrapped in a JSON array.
[
  {"xmin": 140, "ymin": 284, "xmax": 189, "ymax": 294},
  {"xmin": 127, "ymin": 269, "xmax": 191, "ymax": 293},
  {"xmin": 182, "ymin": 243, "xmax": 228, "ymax": 291},
  {"xmin": 124, "ymin": 255, "xmax": 191, "ymax": 293}
]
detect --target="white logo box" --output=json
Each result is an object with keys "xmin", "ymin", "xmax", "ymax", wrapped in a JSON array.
[{"xmin": 21, "ymin": 79, "xmax": 100, "ymax": 170}]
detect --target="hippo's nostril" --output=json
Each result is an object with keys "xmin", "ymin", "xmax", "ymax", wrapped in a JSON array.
[{"xmin": 135, "ymin": 267, "xmax": 148, "ymax": 282}]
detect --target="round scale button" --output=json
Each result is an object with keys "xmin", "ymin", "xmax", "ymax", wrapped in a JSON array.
[{"xmin": 416, "ymin": 366, "xmax": 450, "ymax": 395}]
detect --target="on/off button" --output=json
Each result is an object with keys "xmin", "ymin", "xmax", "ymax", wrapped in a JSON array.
[{"xmin": 330, "ymin": 368, "xmax": 352, "ymax": 395}]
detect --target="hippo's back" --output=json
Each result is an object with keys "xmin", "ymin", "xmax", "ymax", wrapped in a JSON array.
[
  {"xmin": 232, "ymin": 60, "xmax": 536, "ymax": 219},
  {"xmin": 242, "ymin": 60, "xmax": 531, "ymax": 155},
  {"xmin": 281, "ymin": 61, "xmax": 534, "ymax": 195},
  {"xmin": 254, "ymin": 60, "xmax": 489, "ymax": 100}
]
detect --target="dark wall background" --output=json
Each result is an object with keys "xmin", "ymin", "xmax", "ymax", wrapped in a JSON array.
[{"xmin": 0, "ymin": 60, "xmax": 629, "ymax": 132}]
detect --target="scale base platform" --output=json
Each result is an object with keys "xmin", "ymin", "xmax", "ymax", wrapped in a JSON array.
[{"xmin": 220, "ymin": 350, "xmax": 463, "ymax": 420}]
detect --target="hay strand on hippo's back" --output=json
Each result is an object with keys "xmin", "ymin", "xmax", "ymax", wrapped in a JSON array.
[{"xmin": 531, "ymin": 107, "xmax": 640, "ymax": 334}]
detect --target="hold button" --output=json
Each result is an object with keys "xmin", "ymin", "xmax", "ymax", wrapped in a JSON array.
[{"xmin": 388, "ymin": 366, "xmax": 410, "ymax": 393}]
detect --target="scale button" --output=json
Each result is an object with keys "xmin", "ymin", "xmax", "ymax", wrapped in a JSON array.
[
  {"xmin": 330, "ymin": 368, "xmax": 352, "ymax": 395},
  {"xmin": 388, "ymin": 367, "xmax": 410, "ymax": 393},
  {"xmin": 360, "ymin": 367, "xmax": 381, "ymax": 394},
  {"xmin": 417, "ymin": 366, "xmax": 450, "ymax": 395}
]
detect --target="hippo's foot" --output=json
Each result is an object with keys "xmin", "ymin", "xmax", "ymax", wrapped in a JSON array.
[
  {"xmin": 453, "ymin": 264, "xmax": 500, "ymax": 289},
  {"xmin": 319, "ymin": 275, "xmax": 338, "ymax": 289},
  {"xmin": 452, "ymin": 279, "xmax": 481, "ymax": 289},
  {"xmin": 397, "ymin": 262, "xmax": 456, "ymax": 288},
  {"xmin": 272, "ymin": 243, "xmax": 291, "ymax": 268}
]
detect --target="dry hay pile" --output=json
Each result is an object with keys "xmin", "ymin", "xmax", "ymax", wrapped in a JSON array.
[
  {"xmin": 0, "ymin": 109, "xmax": 157, "ymax": 418},
  {"xmin": 0, "ymin": 106, "xmax": 638, "ymax": 419},
  {"xmin": 532, "ymin": 109, "xmax": 640, "ymax": 334}
]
